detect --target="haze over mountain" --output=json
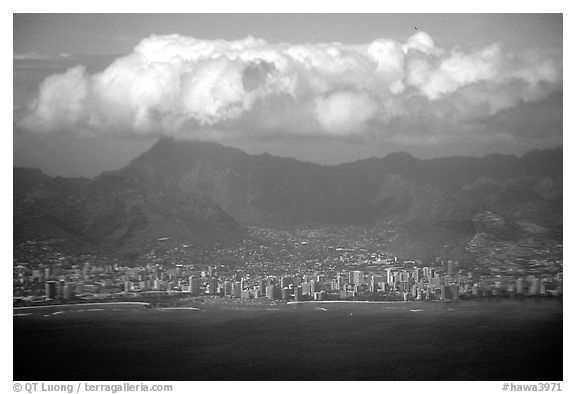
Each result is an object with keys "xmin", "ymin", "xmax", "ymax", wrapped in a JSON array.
[
  {"xmin": 14, "ymin": 138, "xmax": 562, "ymax": 263},
  {"xmin": 14, "ymin": 158, "xmax": 245, "ymax": 258},
  {"xmin": 14, "ymin": 15, "xmax": 562, "ymax": 178}
]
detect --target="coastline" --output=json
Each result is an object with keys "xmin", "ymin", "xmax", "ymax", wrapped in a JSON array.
[
  {"xmin": 287, "ymin": 300, "xmax": 408, "ymax": 305},
  {"xmin": 13, "ymin": 302, "xmax": 150, "ymax": 311}
]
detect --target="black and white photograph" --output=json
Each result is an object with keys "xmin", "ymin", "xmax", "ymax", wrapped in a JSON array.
[{"xmin": 11, "ymin": 10, "xmax": 565, "ymax": 385}]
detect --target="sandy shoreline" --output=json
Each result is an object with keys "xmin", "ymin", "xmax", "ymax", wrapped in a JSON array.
[
  {"xmin": 287, "ymin": 300, "xmax": 408, "ymax": 305},
  {"xmin": 13, "ymin": 302, "xmax": 150, "ymax": 311}
]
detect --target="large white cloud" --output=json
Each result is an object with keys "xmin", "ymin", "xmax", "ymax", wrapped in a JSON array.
[
  {"xmin": 315, "ymin": 91, "xmax": 379, "ymax": 134},
  {"xmin": 19, "ymin": 32, "xmax": 562, "ymax": 140}
]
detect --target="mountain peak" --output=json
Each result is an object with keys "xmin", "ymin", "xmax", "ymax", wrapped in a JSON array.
[
  {"xmin": 383, "ymin": 151, "xmax": 416, "ymax": 161},
  {"xmin": 14, "ymin": 140, "xmax": 562, "ymax": 261}
]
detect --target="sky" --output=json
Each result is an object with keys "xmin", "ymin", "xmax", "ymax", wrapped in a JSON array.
[{"xmin": 13, "ymin": 13, "xmax": 563, "ymax": 177}]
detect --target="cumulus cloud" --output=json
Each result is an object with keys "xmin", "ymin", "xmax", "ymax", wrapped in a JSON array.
[
  {"xmin": 28, "ymin": 66, "xmax": 88, "ymax": 132},
  {"xmin": 18, "ymin": 32, "xmax": 562, "ymax": 142},
  {"xmin": 315, "ymin": 91, "xmax": 379, "ymax": 134}
]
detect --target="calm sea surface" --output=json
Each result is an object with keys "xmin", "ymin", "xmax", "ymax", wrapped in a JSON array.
[{"xmin": 13, "ymin": 299, "xmax": 562, "ymax": 380}]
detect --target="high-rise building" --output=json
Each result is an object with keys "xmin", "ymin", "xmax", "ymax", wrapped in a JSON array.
[
  {"xmin": 400, "ymin": 271, "xmax": 409, "ymax": 283},
  {"xmin": 313, "ymin": 291, "xmax": 325, "ymax": 301},
  {"xmin": 430, "ymin": 272, "xmax": 440, "ymax": 287},
  {"xmin": 258, "ymin": 279, "xmax": 266, "ymax": 296},
  {"xmin": 440, "ymin": 285, "xmax": 457, "ymax": 300},
  {"xmin": 539, "ymin": 280, "xmax": 547, "ymax": 295},
  {"xmin": 62, "ymin": 283, "xmax": 73, "ymax": 300},
  {"xmin": 208, "ymin": 278, "xmax": 218, "ymax": 295},
  {"xmin": 45, "ymin": 281, "xmax": 56, "ymax": 300},
  {"xmin": 55, "ymin": 280, "xmax": 65, "ymax": 299},
  {"xmin": 369, "ymin": 276, "xmax": 377, "ymax": 292},
  {"xmin": 349, "ymin": 271, "xmax": 363, "ymax": 285},
  {"xmin": 472, "ymin": 283, "xmax": 479, "ymax": 296},
  {"xmin": 153, "ymin": 279, "xmax": 164, "ymax": 291},
  {"xmin": 281, "ymin": 287, "xmax": 292, "ymax": 301},
  {"xmin": 82, "ymin": 262, "xmax": 90, "ymax": 279},
  {"xmin": 446, "ymin": 261, "xmax": 456, "ymax": 276},
  {"xmin": 379, "ymin": 281, "xmax": 387, "ymax": 292},
  {"xmin": 224, "ymin": 281, "xmax": 233, "ymax": 297},
  {"xmin": 294, "ymin": 286, "xmax": 303, "ymax": 301},
  {"xmin": 516, "ymin": 277, "xmax": 526, "ymax": 295},
  {"xmin": 416, "ymin": 288, "xmax": 424, "ymax": 301},
  {"xmin": 336, "ymin": 273, "xmax": 344, "ymax": 290},
  {"xmin": 450, "ymin": 284, "xmax": 459, "ymax": 300},
  {"xmin": 124, "ymin": 281, "xmax": 133, "ymax": 292},
  {"xmin": 529, "ymin": 277, "xmax": 541, "ymax": 296},
  {"xmin": 139, "ymin": 280, "xmax": 149, "ymax": 291},
  {"xmin": 413, "ymin": 268, "xmax": 421, "ymax": 283},
  {"xmin": 233, "ymin": 281, "xmax": 242, "ymax": 298},
  {"xmin": 266, "ymin": 284, "xmax": 281, "ymax": 299},
  {"xmin": 190, "ymin": 277, "xmax": 201, "ymax": 296}
]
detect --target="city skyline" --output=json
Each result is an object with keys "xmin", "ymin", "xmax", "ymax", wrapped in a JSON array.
[{"xmin": 15, "ymin": 226, "xmax": 563, "ymax": 305}]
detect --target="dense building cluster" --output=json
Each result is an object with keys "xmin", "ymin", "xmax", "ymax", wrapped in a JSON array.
[
  {"xmin": 13, "ymin": 224, "xmax": 563, "ymax": 306},
  {"xmin": 13, "ymin": 256, "xmax": 563, "ymax": 305}
]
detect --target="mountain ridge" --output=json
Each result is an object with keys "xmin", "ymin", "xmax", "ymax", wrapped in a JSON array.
[{"xmin": 14, "ymin": 139, "xmax": 562, "ymax": 261}]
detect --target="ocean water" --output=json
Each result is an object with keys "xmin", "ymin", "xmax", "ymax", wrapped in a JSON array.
[{"xmin": 13, "ymin": 299, "xmax": 562, "ymax": 381}]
